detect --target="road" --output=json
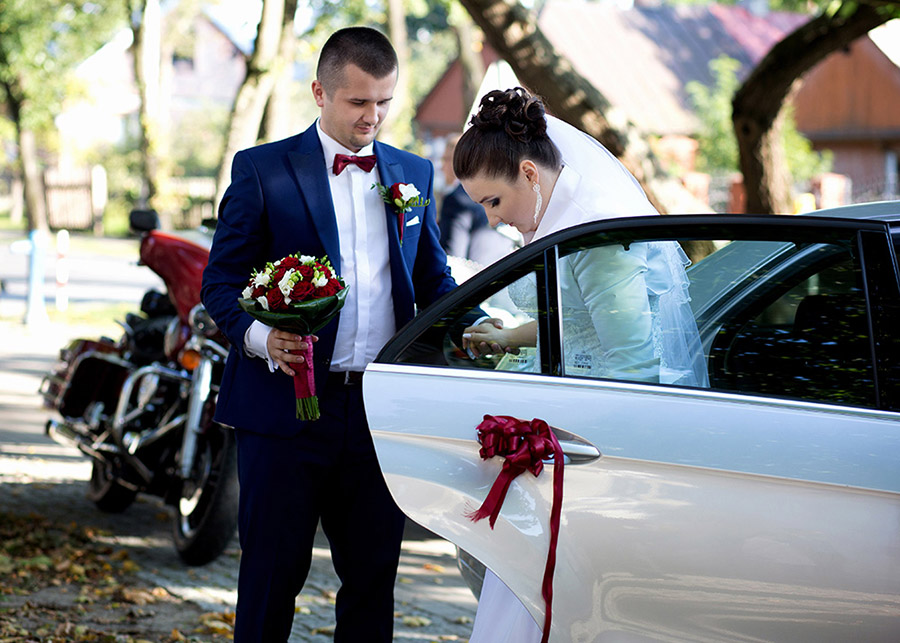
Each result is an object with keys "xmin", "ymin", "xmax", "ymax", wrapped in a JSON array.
[{"xmin": 0, "ymin": 229, "xmax": 478, "ymax": 641}]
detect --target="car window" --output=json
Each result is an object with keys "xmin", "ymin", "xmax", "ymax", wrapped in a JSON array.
[
  {"xmin": 706, "ymin": 249, "xmax": 873, "ymax": 406},
  {"xmin": 557, "ymin": 233, "xmax": 875, "ymax": 407},
  {"xmin": 393, "ymin": 267, "xmax": 549, "ymax": 374}
]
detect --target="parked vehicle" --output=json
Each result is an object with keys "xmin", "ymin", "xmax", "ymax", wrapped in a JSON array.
[
  {"xmin": 363, "ymin": 202, "xmax": 900, "ymax": 641},
  {"xmin": 41, "ymin": 210, "xmax": 238, "ymax": 566}
]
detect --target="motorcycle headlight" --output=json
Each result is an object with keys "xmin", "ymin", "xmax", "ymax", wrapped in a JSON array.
[{"xmin": 189, "ymin": 304, "xmax": 219, "ymax": 338}]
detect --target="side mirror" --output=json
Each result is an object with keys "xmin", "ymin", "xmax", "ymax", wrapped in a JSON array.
[{"xmin": 130, "ymin": 208, "xmax": 160, "ymax": 232}]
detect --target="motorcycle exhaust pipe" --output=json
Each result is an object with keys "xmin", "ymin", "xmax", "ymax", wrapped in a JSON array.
[
  {"xmin": 45, "ymin": 418, "xmax": 112, "ymax": 462},
  {"xmin": 46, "ymin": 418, "xmax": 154, "ymax": 484}
]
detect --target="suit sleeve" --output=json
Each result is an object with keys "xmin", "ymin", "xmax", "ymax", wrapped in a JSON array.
[{"xmin": 201, "ymin": 150, "xmax": 268, "ymax": 351}]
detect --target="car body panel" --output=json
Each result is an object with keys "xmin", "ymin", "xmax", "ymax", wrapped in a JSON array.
[{"xmin": 364, "ymin": 207, "xmax": 900, "ymax": 641}]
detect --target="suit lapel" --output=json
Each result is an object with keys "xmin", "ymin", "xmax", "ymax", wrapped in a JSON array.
[
  {"xmin": 373, "ymin": 142, "xmax": 414, "ymax": 322},
  {"xmin": 287, "ymin": 126, "xmax": 342, "ymax": 273},
  {"xmin": 374, "ymin": 143, "xmax": 404, "ymax": 249}
]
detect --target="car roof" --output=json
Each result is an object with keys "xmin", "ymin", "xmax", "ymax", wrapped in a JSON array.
[{"xmin": 796, "ymin": 200, "xmax": 900, "ymax": 222}]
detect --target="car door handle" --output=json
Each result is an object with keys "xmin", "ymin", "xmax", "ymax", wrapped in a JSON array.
[
  {"xmin": 557, "ymin": 439, "xmax": 602, "ymax": 463},
  {"xmin": 552, "ymin": 427, "xmax": 602, "ymax": 464}
]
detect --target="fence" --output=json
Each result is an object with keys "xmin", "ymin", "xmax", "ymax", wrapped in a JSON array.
[{"xmin": 43, "ymin": 166, "xmax": 107, "ymax": 234}]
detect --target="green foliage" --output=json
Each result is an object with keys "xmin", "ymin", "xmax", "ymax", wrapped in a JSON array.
[
  {"xmin": 170, "ymin": 105, "xmax": 230, "ymax": 177},
  {"xmin": 686, "ymin": 56, "xmax": 740, "ymax": 173},
  {"xmin": 660, "ymin": 0, "xmax": 818, "ymax": 12},
  {"xmin": 687, "ymin": 55, "xmax": 832, "ymax": 184},
  {"xmin": 782, "ymin": 104, "xmax": 833, "ymax": 183},
  {"xmin": 0, "ymin": 0, "xmax": 126, "ymax": 131}
]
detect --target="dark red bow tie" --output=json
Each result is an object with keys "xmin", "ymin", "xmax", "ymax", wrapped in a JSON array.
[{"xmin": 333, "ymin": 153, "xmax": 377, "ymax": 175}]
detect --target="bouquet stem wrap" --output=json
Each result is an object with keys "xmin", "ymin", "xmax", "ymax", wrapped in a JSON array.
[
  {"xmin": 292, "ymin": 336, "xmax": 318, "ymax": 420},
  {"xmin": 467, "ymin": 415, "xmax": 564, "ymax": 643}
]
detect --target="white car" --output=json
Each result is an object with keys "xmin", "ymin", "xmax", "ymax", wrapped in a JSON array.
[{"xmin": 363, "ymin": 202, "xmax": 900, "ymax": 642}]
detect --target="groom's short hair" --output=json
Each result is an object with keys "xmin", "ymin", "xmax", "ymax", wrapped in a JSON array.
[{"xmin": 317, "ymin": 27, "xmax": 398, "ymax": 93}]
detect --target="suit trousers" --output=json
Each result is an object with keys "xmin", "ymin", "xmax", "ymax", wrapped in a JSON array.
[{"xmin": 232, "ymin": 380, "xmax": 406, "ymax": 642}]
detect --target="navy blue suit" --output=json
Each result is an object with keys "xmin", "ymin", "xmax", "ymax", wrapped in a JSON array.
[{"xmin": 201, "ymin": 123, "xmax": 457, "ymax": 642}]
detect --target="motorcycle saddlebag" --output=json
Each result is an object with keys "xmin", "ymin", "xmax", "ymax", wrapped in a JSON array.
[{"xmin": 56, "ymin": 345, "xmax": 130, "ymax": 420}]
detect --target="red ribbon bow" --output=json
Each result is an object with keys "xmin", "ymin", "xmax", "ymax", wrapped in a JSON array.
[
  {"xmin": 467, "ymin": 414, "xmax": 564, "ymax": 643},
  {"xmin": 332, "ymin": 153, "xmax": 377, "ymax": 175}
]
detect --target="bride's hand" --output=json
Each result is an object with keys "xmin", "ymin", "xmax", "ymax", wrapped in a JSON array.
[{"xmin": 462, "ymin": 318, "xmax": 519, "ymax": 358}]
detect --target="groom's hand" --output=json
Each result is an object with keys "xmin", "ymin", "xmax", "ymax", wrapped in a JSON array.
[{"xmin": 267, "ymin": 330, "xmax": 318, "ymax": 376}]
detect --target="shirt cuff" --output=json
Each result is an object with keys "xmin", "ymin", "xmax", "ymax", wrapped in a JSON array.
[{"xmin": 244, "ymin": 320, "xmax": 277, "ymax": 373}]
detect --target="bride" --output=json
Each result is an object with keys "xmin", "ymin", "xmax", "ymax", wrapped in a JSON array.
[{"xmin": 454, "ymin": 87, "xmax": 708, "ymax": 641}]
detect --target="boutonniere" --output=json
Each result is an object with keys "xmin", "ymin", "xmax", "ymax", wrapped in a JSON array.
[{"xmin": 372, "ymin": 182, "xmax": 430, "ymax": 245}]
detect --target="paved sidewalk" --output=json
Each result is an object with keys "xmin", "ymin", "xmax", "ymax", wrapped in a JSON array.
[{"xmin": 0, "ymin": 316, "xmax": 478, "ymax": 641}]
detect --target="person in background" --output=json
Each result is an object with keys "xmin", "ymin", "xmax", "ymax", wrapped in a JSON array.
[{"xmin": 439, "ymin": 133, "xmax": 517, "ymax": 267}]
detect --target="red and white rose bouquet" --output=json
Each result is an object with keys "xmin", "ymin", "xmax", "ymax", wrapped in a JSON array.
[{"xmin": 238, "ymin": 253, "xmax": 348, "ymax": 420}]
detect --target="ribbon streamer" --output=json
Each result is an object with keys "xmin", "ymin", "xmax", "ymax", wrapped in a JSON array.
[
  {"xmin": 467, "ymin": 414, "xmax": 564, "ymax": 643},
  {"xmin": 291, "ymin": 335, "xmax": 318, "ymax": 420}
]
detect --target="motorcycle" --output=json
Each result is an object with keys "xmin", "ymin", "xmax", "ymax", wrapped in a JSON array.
[{"xmin": 40, "ymin": 209, "xmax": 239, "ymax": 566}]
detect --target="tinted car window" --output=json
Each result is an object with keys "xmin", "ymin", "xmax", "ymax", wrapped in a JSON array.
[{"xmin": 391, "ymin": 222, "xmax": 877, "ymax": 408}]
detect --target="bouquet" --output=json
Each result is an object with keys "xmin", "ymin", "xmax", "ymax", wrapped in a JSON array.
[{"xmin": 238, "ymin": 253, "xmax": 348, "ymax": 420}]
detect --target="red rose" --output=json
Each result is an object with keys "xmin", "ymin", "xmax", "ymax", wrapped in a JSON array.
[
  {"xmin": 291, "ymin": 280, "xmax": 314, "ymax": 301},
  {"xmin": 266, "ymin": 288, "xmax": 287, "ymax": 311},
  {"xmin": 318, "ymin": 280, "xmax": 339, "ymax": 297},
  {"xmin": 271, "ymin": 266, "xmax": 287, "ymax": 285},
  {"xmin": 280, "ymin": 256, "xmax": 300, "ymax": 269},
  {"xmin": 390, "ymin": 183, "xmax": 404, "ymax": 201},
  {"xmin": 297, "ymin": 265, "xmax": 314, "ymax": 281}
]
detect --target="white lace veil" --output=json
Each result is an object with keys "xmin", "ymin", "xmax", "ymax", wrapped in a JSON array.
[{"xmin": 545, "ymin": 115, "xmax": 657, "ymax": 218}]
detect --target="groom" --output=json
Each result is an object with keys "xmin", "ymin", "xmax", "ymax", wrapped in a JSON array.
[{"xmin": 201, "ymin": 27, "xmax": 458, "ymax": 642}]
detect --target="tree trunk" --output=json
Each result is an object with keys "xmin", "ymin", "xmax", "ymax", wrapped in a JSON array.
[
  {"xmin": 261, "ymin": 0, "xmax": 298, "ymax": 143},
  {"xmin": 455, "ymin": 0, "xmax": 665, "ymax": 212},
  {"xmin": 382, "ymin": 0, "xmax": 412, "ymax": 148},
  {"xmin": 0, "ymin": 76, "xmax": 48, "ymax": 233},
  {"xmin": 129, "ymin": 0, "xmax": 164, "ymax": 222},
  {"xmin": 733, "ymin": 1, "xmax": 891, "ymax": 214},
  {"xmin": 214, "ymin": 0, "xmax": 287, "ymax": 210},
  {"xmin": 452, "ymin": 12, "xmax": 485, "ymax": 126}
]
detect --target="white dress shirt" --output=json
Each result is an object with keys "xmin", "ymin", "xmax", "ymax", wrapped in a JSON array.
[{"xmin": 244, "ymin": 120, "xmax": 396, "ymax": 372}]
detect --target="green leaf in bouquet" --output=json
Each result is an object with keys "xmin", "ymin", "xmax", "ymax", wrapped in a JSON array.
[{"xmin": 238, "ymin": 287, "xmax": 348, "ymax": 336}]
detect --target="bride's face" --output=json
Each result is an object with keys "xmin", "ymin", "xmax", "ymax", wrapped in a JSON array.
[{"xmin": 461, "ymin": 166, "xmax": 540, "ymax": 234}]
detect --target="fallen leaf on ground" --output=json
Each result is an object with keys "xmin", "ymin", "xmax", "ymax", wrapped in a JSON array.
[{"xmin": 402, "ymin": 615, "xmax": 432, "ymax": 627}]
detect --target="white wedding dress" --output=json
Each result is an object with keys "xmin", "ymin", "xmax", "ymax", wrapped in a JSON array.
[{"xmin": 468, "ymin": 116, "xmax": 708, "ymax": 643}]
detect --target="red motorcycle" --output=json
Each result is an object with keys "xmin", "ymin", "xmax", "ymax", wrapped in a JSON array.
[{"xmin": 41, "ymin": 209, "xmax": 238, "ymax": 566}]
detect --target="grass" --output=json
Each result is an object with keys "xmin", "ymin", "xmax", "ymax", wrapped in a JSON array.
[{"xmin": 0, "ymin": 301, "xmax": 133, "ymax": 338}]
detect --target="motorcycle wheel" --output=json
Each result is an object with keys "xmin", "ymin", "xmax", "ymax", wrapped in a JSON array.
[
  {"xmin": 172, "ymin": 425, "xmax": 239, "ymax": 566},
  {"xmin": 87, "ymin": 460, "xmax": 138, "ymax": 513}
]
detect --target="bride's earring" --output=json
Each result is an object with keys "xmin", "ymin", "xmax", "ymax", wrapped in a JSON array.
[{"xmin": 532, "ymin": 182, "xmax": 542, "ymax": 225}]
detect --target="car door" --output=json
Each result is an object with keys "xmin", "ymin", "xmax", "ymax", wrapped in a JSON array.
[{"xmin": 364, "ymin": 214, "xmax": 900, "ymax": 642}]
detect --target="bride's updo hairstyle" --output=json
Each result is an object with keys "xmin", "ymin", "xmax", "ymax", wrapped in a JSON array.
[{"xmin": 453, "ymin": 87, "xmax": 561, "ymax": 182}]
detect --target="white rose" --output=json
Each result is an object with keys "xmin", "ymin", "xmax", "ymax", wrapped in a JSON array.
[
  {"xmin": 256, "ymin": 295, "xmax": 269, "ymax": 311},
  {"xmin": 242, "ymin": 286, "xmax": 253, "ymax": 299},
  {"xmin": 299, "ymin": 255, "xmax": 315, "ymax": 264},
  {"xmin": 252, "ymin": 272, "xmax": 270, "ymax": 288},
  {"xmin": 314, "ymin": 275, "xmax": 328, "ymax": 288},
  {"xmin": 398, "ymin": 183, "xmax": 420, "ymax": 201}
]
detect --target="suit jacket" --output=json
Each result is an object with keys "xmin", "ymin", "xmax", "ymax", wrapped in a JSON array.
[{"xmin": 201, "ymin": 123, "xmax": 457, "ymax": 434}]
